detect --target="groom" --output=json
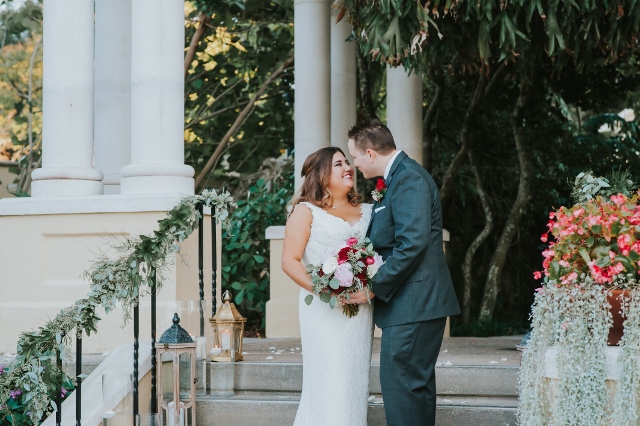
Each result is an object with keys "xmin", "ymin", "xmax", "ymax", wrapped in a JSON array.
[{"xmin": 346, "ymin": 119, "xmax": 460, "ymax": 426}]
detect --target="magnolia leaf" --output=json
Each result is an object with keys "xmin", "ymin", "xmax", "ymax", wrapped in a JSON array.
[{"xmin": 304, "ymin": 294, "xmax": 313, "ymax": 305}]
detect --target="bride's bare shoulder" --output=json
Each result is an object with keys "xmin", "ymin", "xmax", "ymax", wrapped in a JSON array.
[{"xmin": 287, "ymin": 202, "xmax": 313, "ymax": 226}]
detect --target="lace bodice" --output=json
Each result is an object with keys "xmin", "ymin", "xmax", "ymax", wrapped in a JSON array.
[{"xmin": 296, "ymin": 202, "xmax": 373, "ymax": 267}]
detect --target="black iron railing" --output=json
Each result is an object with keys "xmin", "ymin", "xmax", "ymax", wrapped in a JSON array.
[{"xmin": 57, "ymin": 205, "xmax": 217, "ymax": 426}]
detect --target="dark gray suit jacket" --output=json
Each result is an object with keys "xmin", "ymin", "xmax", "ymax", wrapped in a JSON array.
[{"xmin": 368, "ymin": 151, "xmax": 460, "ymax": 328}]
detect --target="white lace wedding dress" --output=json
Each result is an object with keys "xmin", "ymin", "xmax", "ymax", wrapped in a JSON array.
[{"xmin": 293, "ymin": 202, "xmax": 374, "ymax": 426}]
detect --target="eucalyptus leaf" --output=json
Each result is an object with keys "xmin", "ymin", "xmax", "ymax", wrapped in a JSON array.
[{"xmin": 304, "ymin": 294, "xmax": 314, "ymax": 305}]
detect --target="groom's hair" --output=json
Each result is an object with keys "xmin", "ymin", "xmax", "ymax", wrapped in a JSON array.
[{"xmin": 348, "ymin": 119, "xmax": 396, "ymax": 155}]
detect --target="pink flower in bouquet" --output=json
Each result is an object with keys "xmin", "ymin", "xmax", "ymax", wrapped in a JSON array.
[
  {"xmin": 347, "ymin": 237, "xmax": 359, "ymax": 247},
  {"xmin": 533, "ymin": 271, "xmax": 542, "ymax": 280},
  {"xmin": 334, "ymin": 263, "xmax": 354, "ymax": 287},
  {"xmin": 367, "ymin": 254, "xmax": 384, "ymax": 278}
]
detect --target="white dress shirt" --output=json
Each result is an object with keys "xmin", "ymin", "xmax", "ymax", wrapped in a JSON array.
[{"xmin": 383, "ymin": 150, "xmax": 403, "ymax": 179}]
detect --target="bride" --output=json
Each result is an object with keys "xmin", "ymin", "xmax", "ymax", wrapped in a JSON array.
[{"xmin": 282, "ymin": 147, "xmax": 374, "ymax": 426}]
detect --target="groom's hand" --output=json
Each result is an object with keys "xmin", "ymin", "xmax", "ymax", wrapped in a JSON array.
[{"xmin": 345, "ymin": 290, "xmax": 375, "ymax": 304}]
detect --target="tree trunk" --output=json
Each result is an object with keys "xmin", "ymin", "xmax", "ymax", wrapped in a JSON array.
[
  {"xmin": 461, "ymin": 149, "xmax": 493, "ymax": 324},
  {"xmin": 356, "ymin": 49, "xmax": 378, "ymax": 121},
  {"xmin": 478, "ymin": 75, "xmax": 533, "ymax": 321},
  {"xmin": 184, "ymin": 14, "xmax": 209, "ymax": 80},
  {"xmin": 439, "ymin": 73, "xmax": 485, "ymax": 207},
  {"xmin": 423, "ymin": 68, "xmax": 443, "ymax": 172},
  {"xmin": 194, "ymin": 55, "xmax": 294, "ymax": 191}
]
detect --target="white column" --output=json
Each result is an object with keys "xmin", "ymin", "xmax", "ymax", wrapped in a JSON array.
[
  {"xmin": 386, "ymin": 66, "xmax": 423, "ymax": 165},
  {"xmin": 31, "ymin": 0, "xmax": 103, "ymax": 197},
  {"xmin": 94, "ymin": 0, "xmax": 132, "ymax": 195},
  {"xmin": 294, "ymin": 0, "xmax": 331, "ymax": 189},
  {"xmin": 330, "ymin": 15, "xmax": 356, "ymax": 155},
  {"xmin": 121, "ymin": 0, "xmax": 194, "ymax": 195}
]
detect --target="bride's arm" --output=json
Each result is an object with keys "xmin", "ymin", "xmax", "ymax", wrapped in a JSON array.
[{"xmin": 282, "ymin": 204, "xmax": 314, "ymax": 292}]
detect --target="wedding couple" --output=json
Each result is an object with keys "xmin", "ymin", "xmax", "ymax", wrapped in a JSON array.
[{"xmin": 282, "ymin": 119, "xmax": 460, "ymax": 425}]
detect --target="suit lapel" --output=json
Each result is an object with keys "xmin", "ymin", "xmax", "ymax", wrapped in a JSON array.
[{"xmin": 366, "ymin": 151, "xmax": 407, "ymax": 236}]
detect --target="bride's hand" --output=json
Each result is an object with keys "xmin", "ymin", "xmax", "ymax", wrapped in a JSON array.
[{"xmin": 343, "ymin": 289, "xmax": 375, "ymax": 305}]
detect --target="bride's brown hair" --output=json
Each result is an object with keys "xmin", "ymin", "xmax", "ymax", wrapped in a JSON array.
[{"xmin": 289, "ymin": 147, "xmax": 362, "ymax": 211}]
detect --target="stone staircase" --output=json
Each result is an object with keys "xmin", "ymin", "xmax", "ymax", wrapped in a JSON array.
[{"xmin": 197, "ymin": 336, "xmax": 521, "ymax": 426}]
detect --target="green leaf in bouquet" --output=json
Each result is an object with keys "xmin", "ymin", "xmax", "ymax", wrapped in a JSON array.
[
  {"xmin": 367, "ymin": 243, "xmax": 373, "ymax": 252},
  {"xmin": 357, "ymin": 261, "xmax": 365, "ymax": 268},
  {"xmin": 329, "ymin": 295, "xmax": 337, "ymax": 309},
  {"xmin": 320, "ymin": 292, "xmax": 331, "ymax": 303},
  {"xmin": 587, "ymin": 236, "xmax": 595, "ymax": 247},
  {"xmin": 304, "ymin": 294, "xmax": 314, "ymax": 305},
  {"xmin": 329, "ymin": 278, "xmax": 340, "ymax": 290},
  {"xmin": 591, "ymin": 224, "xmax": 602, "ymax": 235}
]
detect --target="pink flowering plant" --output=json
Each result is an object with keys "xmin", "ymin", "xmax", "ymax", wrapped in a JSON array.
[
  {"xmin": 519, "ymin": 170, "xmax": 640, "ymax": 425},
  {"xmin": 536, "ymin": 170, "xmax": 640, "ymax": 287},
  {"xmin": 305, "ymin": 235, "xmax": 384, "ymax": 317}
]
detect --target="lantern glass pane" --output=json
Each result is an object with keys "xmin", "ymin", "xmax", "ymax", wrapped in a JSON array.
[
  {"xmin": 179, "ymin": 352, "xmax": 193, "ymax": 400},
  {"xmin": 161, "ymin": 357, "xmax": 175, "ymax": 402},
  {"xmin": 220, "ymin": 325, "xmax": 232, "ymax": 350}
]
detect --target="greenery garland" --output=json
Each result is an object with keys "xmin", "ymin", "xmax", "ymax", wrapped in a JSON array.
[{"xmin": 0, "ymin": 190, "xmax": 236, "ymax": 425}]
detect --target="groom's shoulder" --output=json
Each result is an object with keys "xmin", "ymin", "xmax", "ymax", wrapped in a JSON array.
[{"xmin": 398, "ymin": 156, "xmax": 435, "ymax": 182}]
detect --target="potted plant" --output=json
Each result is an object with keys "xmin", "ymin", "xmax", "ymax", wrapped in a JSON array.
[{"xmin": 519, "ymin": 170, "xmax": 640, "ymax": 426}]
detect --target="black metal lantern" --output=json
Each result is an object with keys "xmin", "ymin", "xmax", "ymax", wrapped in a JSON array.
[{"xmin": 156, "ymin": 313, "xmax": 197, "ymax": 426}]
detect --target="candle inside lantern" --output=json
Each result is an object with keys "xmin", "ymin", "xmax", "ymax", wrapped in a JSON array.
[
  {"xmin": 210, "ymin": 346, "xmax": 221, "ymax": 355},
  {"xmin": 221, "ymin": 330, "xmax": 231, "ymax": 350}
]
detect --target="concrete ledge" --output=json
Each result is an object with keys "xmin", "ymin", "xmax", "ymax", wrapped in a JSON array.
[{"xmin": 0, "ymin": 193, "xmax": 193, "ymax": 216}]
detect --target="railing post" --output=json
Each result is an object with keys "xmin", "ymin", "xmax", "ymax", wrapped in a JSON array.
[
  {"xmin": 211, "ymin": 206, "xmax": 217, "ymax": 317},
  {"xmin": 198, "ymin": 203, "xmax": 205, "ymax": 336},
  {"xmin": 151, "ymin": 267, "xmax": 157, "ymax": 413},
  {"xmin": 76, "ymin": 329, "xmax": 82, "ymax": 426},
  {"xmin": 133, "ymin": 297, "xmax": 139, "ymax": 422},
  {"xmin": 56, "ymin": 342, "xmax": 62, "ymax": 426}
]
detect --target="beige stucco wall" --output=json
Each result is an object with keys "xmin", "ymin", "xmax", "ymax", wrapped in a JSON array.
[{"xmin": 0, "ymin": 201, "xmax": 221, "ymax": 354}]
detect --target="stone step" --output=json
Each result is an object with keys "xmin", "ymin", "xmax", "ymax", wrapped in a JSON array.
[
  {"xmin": 195, "ymin": 394, "xmax": 518, "ymax": 426},
  {"xmin": 210, "ymin": 362, "xmax": 519, "ymax": 397}
]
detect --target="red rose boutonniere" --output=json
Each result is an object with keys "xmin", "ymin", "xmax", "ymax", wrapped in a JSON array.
[{"xmin": 372, "ymin": 178, "xmax": 387, "ymax": 202}]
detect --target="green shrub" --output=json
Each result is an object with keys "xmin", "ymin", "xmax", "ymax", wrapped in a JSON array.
[{"xmin": 221, "ymin": 169, "xmax": 294, "ymax": 331}]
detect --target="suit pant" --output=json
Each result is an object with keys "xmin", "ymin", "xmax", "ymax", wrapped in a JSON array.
[{"xmin": 379, "ymin": 317, "xmax": 447, "ymax": 426}]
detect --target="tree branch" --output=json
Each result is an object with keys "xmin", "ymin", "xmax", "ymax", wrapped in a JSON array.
[
  {"xmin": 194, "ymin": 55, "xmax": 294, "ymax": 190},
  {"xmin": 184, "ymin": 14, "xmax": 210, "ymax": 80},
  {"xmin": 479, "ymin": 74, "xmax": 533, "ymax": 320},
  {"xmin": 461, "ymin": 149, "xmax": 493, "ymax": 324},
  {"xmin": 184, "ymin": 101, "xmax": 250, "ymax": 131},
  {"xmin": 439, "ymin": 72, "xmax": 486, "ymax": 207}
]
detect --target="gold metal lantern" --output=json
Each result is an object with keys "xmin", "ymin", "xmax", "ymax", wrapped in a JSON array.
[
  {"xmin": 209, "ymin": 290, "xmax": 246, "ymax": 362},
  {"xmin": 156, "ymin": 314, "xmax": 197, "ymax": 426}
]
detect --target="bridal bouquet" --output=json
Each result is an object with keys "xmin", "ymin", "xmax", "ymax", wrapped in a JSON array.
[{"xmin": 305, "ymin": 236, "xmax": 384, "ymax": 317}]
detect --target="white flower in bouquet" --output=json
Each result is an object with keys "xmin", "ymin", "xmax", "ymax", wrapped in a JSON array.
[{"xmin": 322, "ymin": 256, "xmax": 339, "ymax": 275}]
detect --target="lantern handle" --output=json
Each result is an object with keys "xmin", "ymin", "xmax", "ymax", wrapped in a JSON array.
[{"xmin": 222, "ymin": 290, "xmax": 232, "ymax": 304}]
